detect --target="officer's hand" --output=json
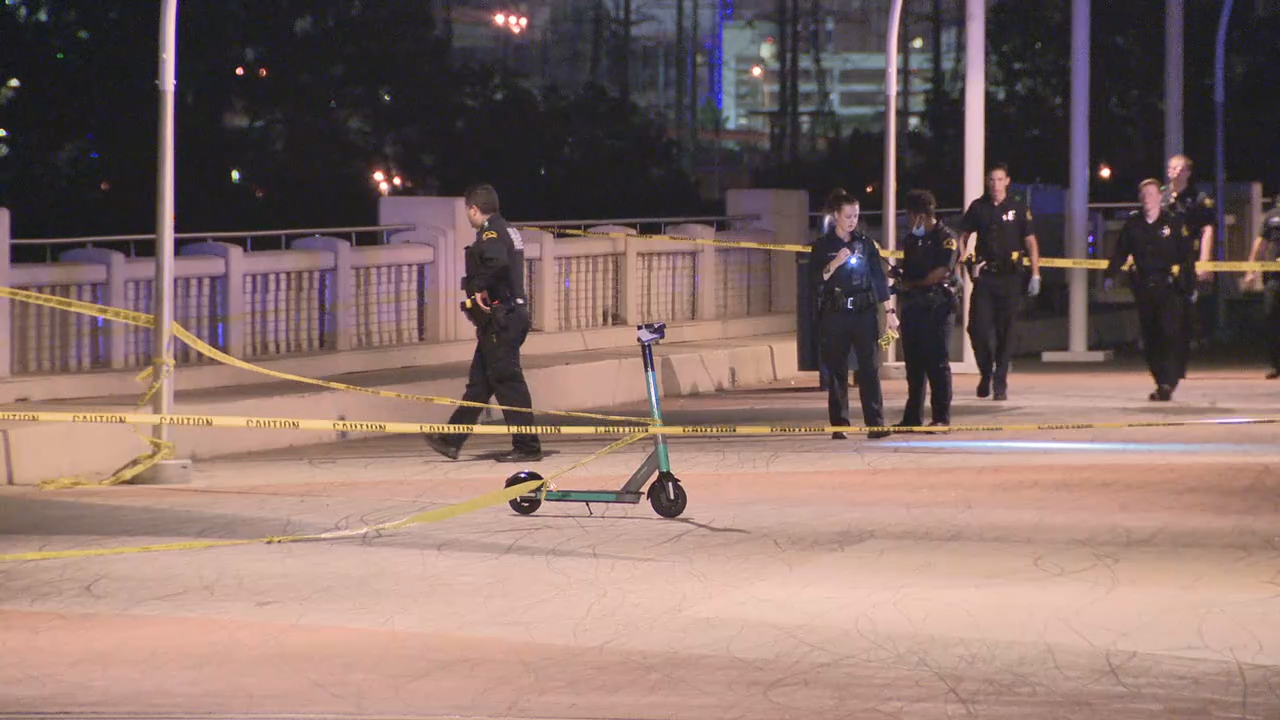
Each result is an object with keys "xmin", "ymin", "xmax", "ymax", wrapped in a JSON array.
[
  {"xmin": 884, "ymin": 309, "xmax": 900, "ymax": 332},
  {"xmin": 970, "ymin": 260, "xmax": 985, "ymax": 279},
  {"xmin": 1197, "ymin": 269, "xmax": 1212, "ymax": 282},
  {"xmin": 476, "ymin": 290, "xmax": 492, "ymax": 313},
  {"xmin": 832, "ymin": 248, "xmax": 852, "ymax": 268},
  {"xmin": 1027, "ymin": 276, "xmax": 1041, "ymax": 297},
  {"xmin": 1243, "ymin": 272, "xmax": 1258, "ymax": 287}
]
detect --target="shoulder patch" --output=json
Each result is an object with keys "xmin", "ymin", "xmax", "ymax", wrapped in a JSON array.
[
  {"xmin": 1203, "ymin": 196, "xmax": 1214, "ymax": 208},
  {"xmin": 482, "ymin": 231, "xmax": 498, "ymax": 240},
  {"xmin": 943, "ymin": 237, "xmax": 957, "ymax": 251},
  {"xmin": 508, "ymin": 227, "xmax": 524, "ymax": 250}
]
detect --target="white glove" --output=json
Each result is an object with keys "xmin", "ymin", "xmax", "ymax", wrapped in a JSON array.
[{"xmin": 1028, "ymin": 276, "xmax": 1041, "ymax": 297}]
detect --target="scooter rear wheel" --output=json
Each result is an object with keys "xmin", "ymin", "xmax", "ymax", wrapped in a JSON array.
[{"xmin": 505, "ymin": 472, "xmax": 543, "ymax": 515}]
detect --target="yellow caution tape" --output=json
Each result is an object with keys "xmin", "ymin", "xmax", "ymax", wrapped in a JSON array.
[
  {"xmin": 0, "ymin": 431, "xmax": 651, "ymax": 563},
  {"xmin": 5, "ymin": 408, "xmax": 1280, "ymax": 436},
  {"xmin": 0, "ymin": 287, "xmax": 651, "ymax": 427},
  {"xmin": 531, "ymin": 227, "xmax": 1280, "ymax": 272}
]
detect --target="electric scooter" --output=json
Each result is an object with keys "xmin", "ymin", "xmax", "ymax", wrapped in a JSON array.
[{"xmin": 502, "ymin": 321, "xmax": 688, "ymax": 519}]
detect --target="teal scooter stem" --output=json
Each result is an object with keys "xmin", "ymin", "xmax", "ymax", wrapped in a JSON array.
[{"xmin": 503, "ymin": 322, "xmax": 688, "ymax": 519}]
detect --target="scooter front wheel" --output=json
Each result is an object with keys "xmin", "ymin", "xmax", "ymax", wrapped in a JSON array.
[{"xmin": 647, "ymin": 475, "xmax": 687, "ymax": 518}]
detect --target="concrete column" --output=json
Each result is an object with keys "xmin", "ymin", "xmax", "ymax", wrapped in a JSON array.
[
  {"xmin": 59, "ymin": 247, "xmax": 129, "ymax": 369},
  {"xmin": 179, "ymin": 241, "xmax": 246, "ymax": 358},
  {"xmin": 725, "ymin": 189, "xmax": 806, "ymax": 315},
  {"xmin": 292, "ymin": 236, "xmax": 355, "ymax": 351},
  {"xmin": 379, "ymin": 197, "xmax": 469, "ymax": 343}
]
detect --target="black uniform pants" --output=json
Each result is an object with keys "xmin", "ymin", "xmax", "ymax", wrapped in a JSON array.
[
  {"xmin": 441, "ymin": 305, "xmax": 541, "ymax": 453},
  {"xmin": 900, "ymin": 296, "xmax": 953, "ymax": 425},
  {"xmin": 1264, "ymin": 280, "xmax": 1280, "ymax": 371},
  {"xmin": 1135, "ymin": 280, "xmax": 1184, "ymax": 389},
  {"xmin": 819, "ymin": 304, "xmax": 883, "ymax": 428},
  {"xmin": 968, "ymin": 273, "xmax": 1022, "ymax": 392}
]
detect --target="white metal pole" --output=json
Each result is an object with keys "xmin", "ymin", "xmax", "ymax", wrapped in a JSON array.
[
  {"xmin": 152, "ymin": 0, "xmax": 178, "ymax": 443},
  {"xmin": 1164, "ymin": 0, "xmax": 1183, "ymax": 159},
  {"xmin": 1213, "ymin": 0, "xmax": 1235, "ymax": 340},
  {"xmin": 1066, "ymin": 0, "xmax": 1089, "ymax": 353},
  {"xmin": 883, "ymin": 0, "xmax": 903, "ymax": 363},
  {"xmin": 960, "ymin": 0, "xmax": 984, "ymax": 366}
]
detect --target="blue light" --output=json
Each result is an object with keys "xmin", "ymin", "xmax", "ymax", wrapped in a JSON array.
[{"xmin": 711, "ymin": 0, "xmax": 733, "ymax": 112}]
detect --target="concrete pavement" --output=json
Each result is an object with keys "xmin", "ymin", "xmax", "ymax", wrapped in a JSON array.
[{"xmin": 1, "ymin": 363, "xmax": 1279, "ymax": 719}]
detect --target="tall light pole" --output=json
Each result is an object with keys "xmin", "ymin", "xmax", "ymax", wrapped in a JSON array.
[
  {"xmin": 883, "ymin": 0, "xmax": 904, "ymax": 363},
  {"xmin": 1164, "ymin": 0, "xmax": 1183, "ymax": 159},
  {"xmin": 960, "ymin": 0, "xmax": 984, "ymax": 368},
  {"xmin": 140, "ymin": 0, "xmax": 188, "ymax": 483},
  {"xmin": 1213, "ymin": 0, "xmax": 1236, "ymax": 340},
  {"xmin": 1042, "ymin": 0, "xmax": 1109, "ymax": 363}
]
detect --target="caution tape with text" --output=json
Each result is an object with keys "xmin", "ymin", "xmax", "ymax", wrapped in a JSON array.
[{"xmin": 6, "ymin": 408, "xmax": 1280, "ymax": 437}]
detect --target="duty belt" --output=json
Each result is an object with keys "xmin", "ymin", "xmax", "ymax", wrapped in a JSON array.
[{"xmin": 837, "ymin": 290, "xmax": 876, "ymax": 311}]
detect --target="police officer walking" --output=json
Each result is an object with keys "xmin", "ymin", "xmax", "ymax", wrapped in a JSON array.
[
  {"xmin": 809, "ymin": 189, "xmax": 897, "ymax": 440},
  {"xmin": 959, "ymin": 163, "xmax": 1042, "ymax": 401},
  {"xmin": 424, "ymin": 184, "xmax": 543, "ymax": 462},
  {"xmin": 1104, "ymin": 179, "xmax": 1196, "ymax": 401},
  {"xmin": 893, "ymin": 190, "xmax": 960, "ymax": 427},
  {"xmin": 1243, "ymin": 196, "xmax": 1280, "ymax": 379},
  {"xmin": 1161, "ymin": 153, "xmax": 1216, "ymax": 378}
]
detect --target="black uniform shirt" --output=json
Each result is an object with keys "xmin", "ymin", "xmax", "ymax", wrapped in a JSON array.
[
  {"xmin": 959, "ymin": 193, "xmax": 1035, "ymax": 271},
  {"xmin": 465, "ymin": 214, "xmax": 527, "ymax": 300},
  {"xmin": 1161, "ymin": 185, "xmax": 1215, "ymax": 254},
  {"xmin": 808, "ymin": 229, "xmax": 890, "ymax": 303},
  {"xmin": 1261, "ymin": 209, "xmax": 1280, "ymax": 283},
  {"xmin": 1106, "ymin": 209, "xmax": 1195, "ymax": 290},
  {"xmin": 901, "ymin": 222, "xmax": 959, "ymax": 286}
]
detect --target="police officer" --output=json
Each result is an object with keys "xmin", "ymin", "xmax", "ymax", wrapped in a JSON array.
[
  {"xmin": 1161, "ymin": 153, "xmax": 1216, "ymax": 379},
  {"xmin": 893, "ymin": 189, "xmax": 959, "ymax": 427},
  {"xmin": 959, "ymin": 163, "xmax": 1042, "ymax": 401},
  {"xmin": 1243, "ymin": 196, "xmax": 1280, "ymax": 379},
  {"xmin": 424, "ymin": 184, "xmax": 542, "ymax": 462},
  {"xmin": 809, "ymin": 189, "xmax": 897, "ymax": 440},
  {"xmin": 1104, "ymin": 179, "xmax": 1195, "ymax": 401}
]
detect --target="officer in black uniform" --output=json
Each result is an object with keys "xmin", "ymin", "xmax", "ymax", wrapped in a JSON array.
[
  {"xmin": 959, "ymin": 163, "xmax": 1042, "ymax": 401},
  {"xmin": 1104, "ymin": 179, "xmax": 1195, "ymax": 401},
  {"xmin": 424, "ymin": 184, "xmax": 542, "ymax": 462},
  {"xmin": 1244, "ymin": 196, "xmax": 1280, "ymax": 379},
  {"xmin": 809, "ymin": 189, "xmax": 897, "ymax": 440},
  {"xmin": 893, "ymin": 189, "xmax": 959, "ymax": 427},
  {"xmin": 1161, "ymin": 153, "xmax": 1216, "ymax": 379}
]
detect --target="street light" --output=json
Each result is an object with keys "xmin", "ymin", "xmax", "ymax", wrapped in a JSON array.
[
  {"xmin": 492, "ymin": 10, "xmax": 528, "ymax": 34},
  {"xmin": 750, "ymin": 65, "xmax": 763, "ymax": 78}
]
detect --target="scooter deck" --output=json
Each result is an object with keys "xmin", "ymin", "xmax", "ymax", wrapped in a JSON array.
[{"xmin": 540, "ymin": 491, "xmax": 643, "ymax": 504}]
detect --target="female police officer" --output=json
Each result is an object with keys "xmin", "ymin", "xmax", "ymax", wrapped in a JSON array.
[
  {"xmin": 893, "ymin": 189, "xmax": 959, "ymax": 427},
  {"xmin": 809, "ymin": 189, "xmax": 897, "ymax": 440}
]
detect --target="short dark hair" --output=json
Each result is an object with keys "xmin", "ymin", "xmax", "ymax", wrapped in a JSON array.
[
  {"xmin": 824, "ymin": 187, "xmax": 860, "ymax": 214},
  {"xmin": 987, "ymin": 162, "xmax": 1010, "ymax": 177},
  {"xmin": 464, "ymin": 184, "xmax": 500, "ymax": 215},
  {"xmin": 905, "ymin": 189, "xmax": 937, "ymax": 218}
]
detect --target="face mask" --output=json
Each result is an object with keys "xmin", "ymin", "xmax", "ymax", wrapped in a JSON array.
[{"xmin": 911, "ymin": 222, "xmax": 926, "ymax": 237}]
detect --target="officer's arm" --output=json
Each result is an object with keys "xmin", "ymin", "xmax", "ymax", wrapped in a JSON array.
[
  {"xmin": 1196, "ymin": 197, "xmax": 1215, "ymax": 266},
  {"xmin": 1020, "ymin": 208, "xmax": 1041, "ymax": 277},
  {"xmin": 1243, "ymin": 236, "xmax": 1265, "ymax": 285},
  {"xmin": 471, "ymin": 231, "xmax": 511, "ymax": 294},
  {"xmin": 1105, "ymin": 225, "xmax": 1132, "ymax": 278},
  {"xmin": 958, "ymin": 203, "xmax": 980, "ymax": 263},
  {"xmin": 867, "ymin": 241, "xmax": 892, "ymax": 303}
]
